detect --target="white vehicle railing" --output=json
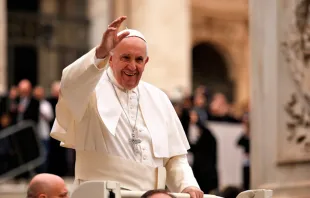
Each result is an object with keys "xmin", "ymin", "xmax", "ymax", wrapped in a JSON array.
[{"xmin": 71, "ymin": 181, "xmax": 273, "ymax": 198}]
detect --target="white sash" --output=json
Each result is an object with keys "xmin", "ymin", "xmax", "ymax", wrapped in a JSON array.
[{"xmin": 75, "ymin": 150, "xmax": 167, "ymax": 191}]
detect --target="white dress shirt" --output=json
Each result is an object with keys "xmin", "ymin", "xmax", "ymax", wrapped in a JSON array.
[{"xmin": 37, "ymin": 100, "xmax": 54, "ymax": 140}]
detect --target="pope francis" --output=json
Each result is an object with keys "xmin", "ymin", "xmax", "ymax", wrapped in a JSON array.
[{"xmin": 50, "ymin": 16, "xmax": 203, "ymax": 198}]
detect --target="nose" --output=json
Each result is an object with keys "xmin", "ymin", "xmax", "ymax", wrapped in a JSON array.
[{"xmin": 127, "ymin": 60, "xmax": 137, "ymax": 70}]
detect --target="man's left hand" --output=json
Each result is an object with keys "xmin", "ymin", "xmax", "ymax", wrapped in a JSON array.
[{"xmin": 182, "ymin": 186, "xmax": 204, "ymax": 198}]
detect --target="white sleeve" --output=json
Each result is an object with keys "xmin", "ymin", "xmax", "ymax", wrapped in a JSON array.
[
  {"xmin": 40, "ymin": 101, "xmax": 54, "ymax": 121},
  {"xmin": 94, "ymin": 57, "xmax": 106, "ymax": 66},
  {"xmin": 164, "ymin": 154, "xmax": 200, "ymax": 193},
  {"xmin": 60, "ymin": 48, "xmax": 108, "ymax": 121}
]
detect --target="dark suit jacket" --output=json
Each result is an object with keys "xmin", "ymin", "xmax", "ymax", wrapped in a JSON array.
[
  {"xmin": 0, "ymin": 95, "xmax": 6, "ymax": 116},
  {"xmin": 14, "ymin": 97, "xmax": 40, "ymax": 124},
  {"xmin": 191, "ymin": 120, "xmax": 218, "ymax": 193},
  {"xmin": 0, "ymin": 95, "xmax": 18, "ymax": 127}
]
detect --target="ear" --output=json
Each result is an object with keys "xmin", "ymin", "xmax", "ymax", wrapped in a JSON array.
[
  {"xmin": 38, "ymin": 193, "xmax": 47, "ymax": 198},
  {"xmin": 145, "ymin": 57, "xmax": 149, "ymax": 64},
  {"xmin": 109, "ymin": 55, "xmax": 113, "ymax": 67}
]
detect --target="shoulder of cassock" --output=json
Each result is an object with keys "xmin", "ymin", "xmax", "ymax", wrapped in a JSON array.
[{"xmin": 50, "ymin": 72, "xmax": 190, "ymax": 158}]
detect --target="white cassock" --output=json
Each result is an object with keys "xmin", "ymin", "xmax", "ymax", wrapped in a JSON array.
[{"xmin": 50, "ymin": 47, "xmax": 199, "ymax": 192}]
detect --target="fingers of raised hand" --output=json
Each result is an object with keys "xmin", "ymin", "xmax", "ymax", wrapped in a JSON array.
[
  {"xmin": 106, "ymin": 27, "xmax": 117, "ymax": 34},
  {"xmin": 117, "ymin": 31, "xmax": 130, "ymax": 41},
  {"xmin": 106, "ymin": 27, "xmax": 117, "ymax": 32},
  {"xmin": 102, "ymin": 27, "xmax": 117, "ymax": 42},
  {"xmin": 108, "ymin": 16, "xmax": 127, "ymax": 29}
]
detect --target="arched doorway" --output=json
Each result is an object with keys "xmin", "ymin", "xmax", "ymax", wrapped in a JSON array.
[{"xmin": 192, "ymin": 42, "xmax": 234, "ymax": 102}]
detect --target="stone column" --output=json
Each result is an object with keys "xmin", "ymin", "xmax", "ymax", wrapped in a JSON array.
[
  {"xmin": 0, "ymin": 0, "xmax": 7, "ymax": 94},
  {"xmin": 234, "ymin": 24, "xmax": 250, "ymax": 105},
  {"xmin": 127, "ymin": 0, "xmax": 191, "ymax": 94},
  {"xmin": 88, "ymin": 0, "xmax": 111, "ymax": 48},
  {"xmin": 241, "ymin": 31, "xmax": 250, "ymax": 103},
  {"xmin": 250, "ymin": 0, "xmax": 310, "ymax": 197},
  {"xmin": 39, "ymin": 0, "xmax": 58, "ymax": 90}
]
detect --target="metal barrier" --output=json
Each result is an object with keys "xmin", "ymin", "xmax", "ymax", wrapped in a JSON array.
[
  {"xmin": 71, "ymin": 181, "xmax": 273, "ymax": 198},
  {"xmin": 0, "ymin": 121, "xmax": 44, "ymax": 183}
]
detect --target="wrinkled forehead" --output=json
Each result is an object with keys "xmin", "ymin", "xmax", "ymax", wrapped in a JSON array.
[
  {"xmin": 113, "ymin": 32, "xmax": 148, "ymax": 56},
  {"xmin": 117, "ymin": 29, "xmax": 147, "ymax": 43},
  {"xmin": 115, "ymin": 38, "xmax": 147, "ymax": 56}
]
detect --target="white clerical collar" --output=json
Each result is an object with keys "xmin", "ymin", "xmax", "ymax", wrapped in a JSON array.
[{"xmin": 107, "ymin": 67, "xmax": 138, "ymax": 93}]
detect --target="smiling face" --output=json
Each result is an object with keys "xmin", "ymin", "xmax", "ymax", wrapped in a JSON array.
[{"xmin": 109, "ymin": 36, "xmax": 149, "ymax": 90}]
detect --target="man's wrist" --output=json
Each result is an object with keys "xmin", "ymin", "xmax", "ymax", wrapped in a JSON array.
[{"xmin": 95, "ymin": 46, "xmax": 108, "ymax": 59}]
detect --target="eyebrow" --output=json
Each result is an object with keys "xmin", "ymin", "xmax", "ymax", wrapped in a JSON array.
[
  {"xmin": 120, "ymin": 54, "xmax": 144, "ymax": 58},
  {"xmin": 120, "ymin": 53, "xmax": 130, "ymax": 57}
]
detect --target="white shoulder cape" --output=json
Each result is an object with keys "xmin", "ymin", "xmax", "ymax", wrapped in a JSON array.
[{"xmin": 51, "ymin": 52, "xmax": 189, "ymax": 158}]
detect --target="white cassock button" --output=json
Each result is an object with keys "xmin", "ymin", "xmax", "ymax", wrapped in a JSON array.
[
  {"xmin": 143, "ymin": 156, "xmax": 147, "ymax": 160},
  {"xmin": 142, "ymin": 147, "xmax": 146, "ymax": 151}
]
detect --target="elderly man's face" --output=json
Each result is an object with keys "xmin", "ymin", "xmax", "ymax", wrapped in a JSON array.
[{"xmin": 109, "ymin": 37, "xmax": 149, "ymax": 90}]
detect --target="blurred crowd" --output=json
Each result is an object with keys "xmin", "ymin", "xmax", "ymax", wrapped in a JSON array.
[
  {"xmin": 170, "ymin": 85, "xmax": 250, "ymax": 193},
  {"xmin": 0, "ymin": 79, "xmax": 74, "ymax": 181},
  {"xmin": 0, "ymin": 81, "xmax": 250, "ymax": 194}
]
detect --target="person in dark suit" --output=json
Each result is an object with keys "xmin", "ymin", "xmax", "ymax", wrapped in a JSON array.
[
  {"xmin": 15, "ymin": 79, "xmax": 40, "ymax": 124},
  {"xmin": 189, "ymin": 109, "xmax": 218, "ymax": 194},
  {"xmin": 13, "ymin": 79, "xmax": 40, "ymax": 180}
]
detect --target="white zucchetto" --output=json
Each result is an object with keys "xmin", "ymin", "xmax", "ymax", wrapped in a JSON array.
[{"xmin": 117, "ymin": 29, "xmax": 147, "ymax": 43}]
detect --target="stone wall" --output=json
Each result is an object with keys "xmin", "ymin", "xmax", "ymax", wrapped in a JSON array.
[
  {"xmin": 88, "ymin": 0, "xmax": 111, "ymax": 48},
  {"xmin": 191, "ymin": 0, "xmax": 249, "ymax": 104},
  {"xmin": 125, "ymin": 0, "xmax": 191, "ymax": 94},
  {"xmin": 250, "ymin": 0, "xmax": 310, "ymax": 197},
  {"xmin": 38, "ymin": 0, "xmax": 59, "ymax": 90}
]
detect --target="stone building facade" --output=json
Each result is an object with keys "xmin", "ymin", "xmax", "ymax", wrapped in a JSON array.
[{"xmin": 0, "ymin": 0, "xmax": 249, "ymax": 106}]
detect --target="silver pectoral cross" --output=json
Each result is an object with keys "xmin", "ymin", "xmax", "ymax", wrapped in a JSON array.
[
  {"xmin": 130, "ymin": 138, "xmax": 142, "ymax": 145},
  {"xmin": 130, "ymin": 137, "xmax": 142, "ymax": 154},
  {"xmin": 129, "ymin": 133, "xmax": 142, "ymax": 146}
]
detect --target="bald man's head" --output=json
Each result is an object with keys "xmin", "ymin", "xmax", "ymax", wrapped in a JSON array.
[
  {"xmin": 51, "ymin": 81, "xmax": 60, "ymax": 98},
  {"xmin": 33, "ymin": 86, "xmax": 45, "ymax": 100},
  {"xmin": 27, "ymin": 173, "xmax": 68, "ymax": 198},
  {"xmin": 18, "ymin": 79, "xmax": 32, "ymax": 97}
]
